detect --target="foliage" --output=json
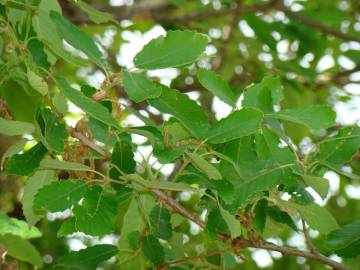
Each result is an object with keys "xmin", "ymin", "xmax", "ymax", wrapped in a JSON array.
[{"xmin": 0, "ymin": 0, "xmax": 360, "ymax": 270}]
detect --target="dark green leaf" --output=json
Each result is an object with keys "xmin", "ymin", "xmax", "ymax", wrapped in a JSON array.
[
  {"xmin": 325, "ymin": 220, "xmax": 360, "ymax": 251},
  {"xmin": 150, "ymin": 206, "xmax": 172, "ymax": 241},
  {"xmin": 207, "ymin": 209, "xmax": 229, "ymax": 239},
  {"xmin": 266, "ymin": 205, "xmax": 298, "ymax": 231},
  {"xmin": 110, "ymin": 138, "xmax": 136, "ymax": 180},
  {"xmin": 141, "ymin": 235, "xmax": 165, "ymax": 266}
]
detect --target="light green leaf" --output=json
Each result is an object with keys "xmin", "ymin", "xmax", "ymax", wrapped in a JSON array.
[
  {"xmin": 219, "ymin": 205, "xmax": 241, "ymax": 239},
  {"xmin": 0, "ymin": 212, "xmax": 41, "ymax": 239},
  {"xmin": 52, "ymin": 92, "xmax": 68, "ymax": 115},
  {"xmin": 0, "ymin": 234, "xmax": 43, "ymax": 267},
  {"xmin": 301, "ymin": 175, "xmax": 329, "ymax": 199},
  {"xmin": 0, "ymin": 118, "xmax": 35, "ymax": 136},
  {"xmin": 134, "ymin": 30, "xmax": 208, "ymax": 69},
  {"xmin": 325, "ymin": 220, "xmax": 360, "ymax": 251},
  {"xmin": 277, "ymin": 200, "xmax": 338, "ymax": 234},
  {"xmin": 56, "ymin": 77, "xmax": 118, "ymax": 127},
  {"xmin": 27, "ymin": 70, "xmax": 48, "ymax": 95},
  {"xmin": 34, "ymin": 180, "xmax": 87, "ymax": 212},
  {"xmin": 57, "ymin": 244, "xmax": 118, "ymax": 270},
  {"xmin": 267, "ymin": 105, "xmax": 336, "ymax": 131},
  {"xmin": 208, "ymin": 108, "xmax": 263, "ymax": 144},
  {"xmin": 73, "ymin": 186, "xmax": 118, "ymax": 236},
  {"xmin": 197, "ymin": 68, "xmax": 236, "ymax": 107},
  {"xmin": 50, "ymin": 11, "xmax": 105, "ymax": 67},
  {"xmin": 40, "ymin": 157, "xmax": 92, "ymax": 172},
  {"xmin": 1, "ymin": 138, "xmax": 27, "ymax": 170},
  {"xmin": 149, "ymin": 85, "xmax": 209, "ymax": 139},
  {"xmin": 122, "ymin": 71, "xmax": 162, "ymax": 102},
  {"xmin": 186, "ymin": 152, "xmax": 222, "ymax": 180},
  {"xmin": 76, "ymin": 1, "xmax": 115, "ymax": 24},
  {"xmin": 23, "ymin": 170, "xmax": 56, "ymax": 226}
]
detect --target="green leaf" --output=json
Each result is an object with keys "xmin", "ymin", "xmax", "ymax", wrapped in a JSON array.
[
  {"xmin": 244, "ymin": 14, "xmax": 277, "ymax": 50},
  {"xmin": 0, "ymin": 118, "xmax": 35, "ymax": 136},
  {"xmin": 0, "ymin": 212, "xmax": 41, "ymax": 239},
  {"xmin": 110, "ymin": 138, "xmax": 135, "ymax": 180},
  {"xmin": 1, "ymin": 138, "xmax": 27, "ymax": 170},
  {"xmin": 267, "ymin": 105, "xmax": 336, "ymax": 131},
  {"xmin": 208, "ymin": 108, "xmax": 263, "ymax": 144},
  {"xmin": 57, "ymin": 218, "xmax": 77, "ymax": 238},
  {"xmin": 73, "ymin": 185, "xmax": 118, "ymax": 236},
  {"xmin": 134, "ymin": 30, "xmax": 208, "ymax": 69},
  {"xmin": 23, "ymin": 170, "xmax": 56, "ymax": 226},
  {"xmin": 186, "ymin": 152, "xmax": 222, "ymax": 180},
  {"xmin": 5, "ymin": 143, "xmax": 47, "ymax": 176},
  {"xmin": 122, "ymin": 71, "xmax": 162, "ymax": 102},
  {"xmin": 52, "ymin": 92, "xmax": 69, "ymax": 115},
  {"xmin": 27, "ymin": 70, "xmax": 48, "ymax": 95},
  {"xmin": 149, "ymin": 206, "xmax": 172, "ymax": 241},
  {"xmin": 141, "ymin": 235, "xmax": 165, "ymax": 266},
  {"xmin": 277, "ymin": 200, "xmax": 338, "ymax": 234},
  {"xmin": 57, "ymin": 244, "xmax": 118, "ymax": 270},
  {"xmin": 76, "ymin": 1, "xmax": 115, "ymax": 24},
  {"xmin": 266, "ymin": 205, "xmax": 298, "ymax": 231},
  {"xmin": 0, "ymin": 234, "xmax": 43, "ymax": 267},
  {"xmin": 207, "ymin": 209, "xmax": 229, "ymax": 239},
  {"xmin": 34, "ymin": 180, "xmax": 87, "ymax": 212},
  {"xmin": 56, "ymin": 77, "xmax": 118, "ymax": 127},
  {"xmin": 325, "ymin": 220, "xmax": 360, "ymax": 252},
  {"xmin": 148, "ymin": 85, "xmax": 209, "ymax": 139},
  {"xmin": 40, "ymin": 157, "xmax": 92, "ymax": 172},
  {"xmin": 301, "ymin": 175, "xmax": 329, "ymax": 199},
  {"xmin": 243, "ymin": 76, "xmax": 283, "ymax": 112},
  {"xmin": 197, "ymin": 68, "xmax": 236, "ymax": 107},
  {"xmin": 343, "ymin": 50, "xmax": 360, "ymax": 65},
  {"xmin": 219, "ymin": 205, "xmax": 241, "ymax": 239},
  {"xmin": 253, "ymin": 199, "xmax": 267, "ymax": 233},
  {"xmin": 50, "ymin": 11, "xmax": 104, "ymax": 67}
]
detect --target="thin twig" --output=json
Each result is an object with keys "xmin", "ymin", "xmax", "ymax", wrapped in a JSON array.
[{"xmin": 302, "ymin": 219, "xmax": 319, "ymax": 255}]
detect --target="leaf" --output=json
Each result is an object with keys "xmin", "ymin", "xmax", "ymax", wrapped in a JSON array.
[
  {"xmin": 301, "ymin": 175, "xmax": 329, "ymax": 199},
  {"xmin": 208, "ymin": 108, "xmax": 263, "ymax": 144},
  {"xmin": 34, "ymin": 180, "xmax": 87, "ymax": 212},
  {"xmin": 109, "ymin": 139, "xmax": 136, "ymax": 180},
  {"xmin": 23, "ymin": 170, "xmax": 56, "ymax": 226},
  {"xmin": 56, "ymin": 77, "xmax": 118, "ymax": 127},
  {"xmin": 207, "ymin": 209, "xmax": 229, "ymax": 239},
  {"xmin": 1, "ymin": 138, "xmax": 27, "ymax": 170},
  {"xmin": 186, "ymin": 152, "xmax": 222, "ymax": 180},
  {"xmin": 0, "ymin": 212, "xmax": 41, "ymax": 239},
  {"xmin": 73, "ymin": 185, "xmax": 118, "ymax": 236},
  {"xmin": 27, "ymin": 70, "xmax": 48, "ymax": 95},
  {"xmin": 0, "ymin": 118, "xmax": 35, "ymax": 136},
  {"xmin": 197, "ymin": 68, "xmax": 236, "ymax": 107},
  {"xmin": 149, "ymin": 85, "xmax": 209, "ymax": 139},
  {"xmin": 149, "ymin": 206, "xmax": 172, "ymax": 241},
  {"xmin": 57, "ymin": 244, "xmax": 118, "ymax": 270},
  {"xmin": 50, "ymin": 11, "xmax": 104, "ymax": 67},
  {"xmin": 219, "ymin": 205, "xmax": 241, "ymax": 239},
  {"xmin": 122, "ymin": 71, "xmax": 162, "ymax": 102},
  {"xmin": 244, "ymin": 14, "xmax": 277, "ymax": 50},
  {"xmin": 5, "ymin": 143, "xmax": 47, "ymax": 176},
  {"xmin": 277, "ymin": 200, "xmax": 338, "ymax": 234},
  {"xmin": 134, "ymin": 30, "xmax": 208, "ymax": 69},
  {"xmin": 57, "ymin": 218, "xmax": 77, "ymax": 238},
  {"xmin": 0, "ymin": 234, "xmax": 43, "ymax": 267},
  {"xmin": 266, "ymin": 205, "xmax": 298, "ymax": 231},
  {"xmin": 253, "ymin": 199, "xmax": 267, "ymax": 233},
  {"xmin": 141, "ymin": 235, "xmax": 165, "ymax": 266},
  {"xmin": 76, "ymin": 1, "xmax": 115, "ymax": 24},
  {"xmin": 267, "ymin": 105, "xmax": 336, "ymax": 131},
  {"xmin": 243, "ymin": 76, "xmax": 283, "ymax": 112},
  {"xmin": 40, "ymin": 157, "xmax": 92, "ymax": 172},
  {"xmin": 325, "ymin": 220, "xmax": 360, "ymax": 253},
  {"xmin": 52, "ymin": 92, "xmax": 68, "ymax": 115}
]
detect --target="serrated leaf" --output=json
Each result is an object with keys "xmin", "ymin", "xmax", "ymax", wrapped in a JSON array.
[
  {"xmin": 0, "ymin": 212, "xmax": 41, "ymax": 239},
  {"xmin": 149, "ymin": 85, "xmax": 209, "ymax": 139},
  {"xmin": 208, "ymin": 108, "xmax": 263, "ymax": 144},
  {"xmin": 301, "ymin": 175, "xmax": 329, "ymax": 199},
  {"xmin": 122, "ymin": 71, "xmax": 162, "ymax": 102},
  {"xmin": 0, "ymin": 234, "xmax": 43, "ymax": 267},
  {"xmin": 50, "ymin": 11, "xmax": 104, "ymax": 67},
  {"xmin": 23, "ymin": 170, "xmax": 56, "ymax": 226},
  {"xmin": 197, "ymin": 68, "xmax": 236, "ymax": 107},
  {"xmin": 149, "ymin": 206, "xmax": 172, "ymax": 241},
  {"xmin": 57, "ymin": 244, "xmax": 118, "ymax": 270},
  {"xmin": 141, "ymin": 235, "xmax": 165, "ymax": 266},
  {"xmin": 73, "ymin": 185, "xmax": 118, "ymax": 236},
  {"xmin": 325, "ymin": 220, "xmax": 360, "ymax": 253},
  {"xmin": 109, "ymin": 139, "xmax": 136, "ymax": 180},
  {"xmin": 34, "ymin": 180, "xmax": 87, "ymax": 212},
  {"xmin": 219, "ymin": 205, "xmax": 241, "ymax": 239},
  {"xmin": 27, "ymin": 70, "xmax": 48, "ymax": 95},
  {"xmin": 76, "ymin": 1, "xmax": 115, "ymax": 24},
  {"xmin": 186, "ymin": 152, "xmax": 222, "ymax": 180},
  {"xmin": 5, "ymin": 143, "xmax": 47, "ymax": 176},
  {"xmin": 267, "ymin": 105, "xmax": 336, "ymax": 131},
  {"xmin": 40, "ymin": 157, "xmax": 92, "ymax": 172},
  {"xmin": 134, "ymin": 30, "xmax": 208, "ymax": 69},
  {"xmin": 0, "ymin": 118, "xmax": 35, "ymax": 136},
  {"xmin": 57, "ymin": 77, "xmax": 118, "ymax": 127}
]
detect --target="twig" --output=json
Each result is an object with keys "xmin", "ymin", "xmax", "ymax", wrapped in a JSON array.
[
  {"xmin": 70, "ymin": 128, "xmax": 108, "ymax": 157},
  {"xmin": 302, "ymin": 219, "xmax": 319, "ymax": 255}
]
